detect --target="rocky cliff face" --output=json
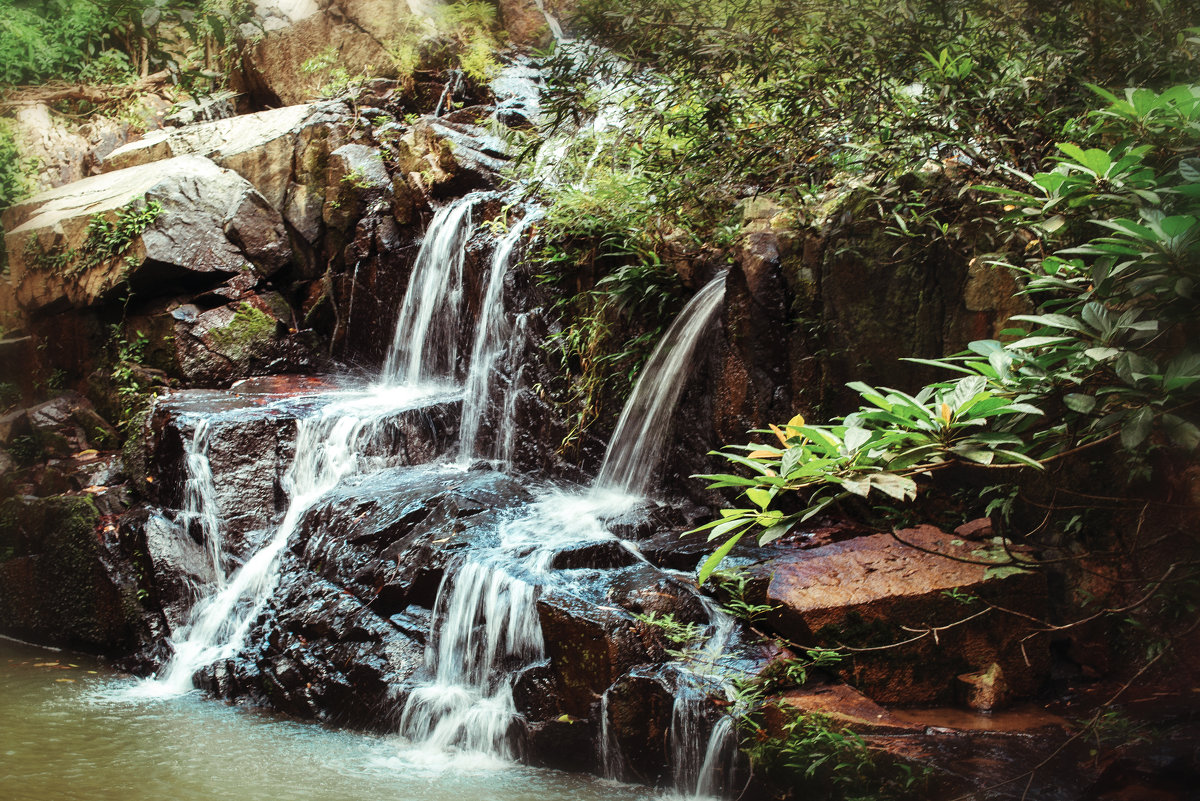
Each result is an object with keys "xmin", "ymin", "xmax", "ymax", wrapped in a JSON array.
[{"xmin": 0, "ymin": 47, "xmax": 1105, "ymax": 801}]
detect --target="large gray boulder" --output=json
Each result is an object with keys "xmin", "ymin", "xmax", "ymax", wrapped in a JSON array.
[
  {"xmin": 101, "ymin": 103, "xmax": 351, "ymax": 244},
  {"xmin": 2, "ymin": 156, "xmax": 290, "ymax": 315}
]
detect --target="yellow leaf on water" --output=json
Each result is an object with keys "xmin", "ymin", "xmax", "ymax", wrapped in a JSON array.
[
  {"xmin": 55, "ymin": 678, "xmax": 75, "ymax": 683},
  {"xmin": 75, "ymin": 449, "xmax": 99, "ymax": 460}
]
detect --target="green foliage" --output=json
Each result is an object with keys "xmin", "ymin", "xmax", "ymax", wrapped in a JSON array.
[
  {"xmin": 77, "ymin": 47, "xmax": 136, "ymax": 84},
  {"xmin": 385, "ymin": 0, "xmax": 501, "ymax": 92},
  {"xmin": 207, "ymin": 301, "xmax": 277, "ymax": 360},
  {"xmin": 301, "ymin": 47, "xmax": 372, "ymax": 98},
  {"xmin": 693, "ymin": 83, "xmax": 1200, "ymax": 580},
  {"xmin": 81, "ymin": 199, "xmax": 161, "ymax": 270},
  {"xmin": 108, "ymin": 325, "xmax": 152, "ymax": 434},
  {"xmin": 711, "ymin": 569, "xmax": 775, "ymax": 624},
  {"xmin": 0, "ymin": 118, "xmax": 31, "ymax": 210},
  {"xmin": 434, "ymin": 0, "xmax": 501, "ymax": 83},
  {"xmin": 0, "ymin": 0, "xmax": 249, "ymax": 95},
  {"xmin": 730, "ymin": 648, "xmax": 926, "ymax": 799},
  {"xmin": 542, "ymin": 0, "xmax": 1197, "ymax": 243}
]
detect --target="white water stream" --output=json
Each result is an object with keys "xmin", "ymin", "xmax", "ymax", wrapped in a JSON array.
[
  {"xmin": 595, "ymin": 273, "xmax": 727, "ymax": 499},
  {"xmin": 179, "ymin": 418, "xmax": 223, "ymax": 587},
  {"xmin": 143, "ymin": 49, "xmax": 736, "ymax": 794},
  {"xmin": 381, "ymin": 194, "xmax": 480, "ymax": 386},
  {"xmin": 457, "ymin": 210, "xmax": 542, "ymax": 465}
]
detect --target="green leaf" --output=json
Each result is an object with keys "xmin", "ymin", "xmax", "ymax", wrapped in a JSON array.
[
  {"xmin": 1121, "ymin": 406, "xmax": 1153, "ymax": 449},
  {"xmin": 746, "ymin": 488, "xmax": 772, "ymax": 510},
  {"xmin": 758, "ymin": 521, "xmax": 792, "ymax": 546},
  {"xmin": 1064, "ymin": 394, "xmax": 1097, "ymax": 414},
  {"xmin": 841, "ymin": 475, "xmax": 871, "ymax": 498},
  {"xmin": 698, "ymin": 531, "xmax": 745, "ymax": 585},
  {"xmin": 871, "ymin": 472, "xmax": 917, "ymax": 501}
]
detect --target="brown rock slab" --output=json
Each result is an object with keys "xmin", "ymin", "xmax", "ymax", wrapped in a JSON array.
[
  {"xmin": 754, "ymin": 525, "xmax": 1049, "ymax": 705},
  {"xmin": 772, "ymin": 683, "xmax": 923, "ymax": 735}
]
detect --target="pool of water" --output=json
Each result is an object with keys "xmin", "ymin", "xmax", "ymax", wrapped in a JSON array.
[{"xmin": 0, "ymin": 639, "xmax": 658, "ymax": 801}]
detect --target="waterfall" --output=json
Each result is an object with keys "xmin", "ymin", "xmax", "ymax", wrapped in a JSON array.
[
  {"xmin": 151, "ymin": 406, "xmax": 394, "ymax": 694},
  {"xmin": 694, "ymin": 716, "xmax": 738, "ymax": 798},
  {"xmin": 662, "ymin": 594, "xmax": 739, "ymax": 797},
  {"xmin": 397, "ymin": 559, "xmax": 543, "ymax": 757},
  {"xmin": 594, "ymin": 273, "xmax": 726, "ymax": 498},
  {"xmin": 496, "ymin": 313, "xmax": 532, "ymax": 467},
  {"xmin": 457, "ymin": 210, "xmax": 542, "ymax": 464},
  {"xmin": 143, "ymin": 193, "xmax": 487, "ymax": 696},
  {"xmin": 179, "ymin": 418, "xmax": 223, "ymax": 587},
  {"xmin": 598, "ymin": 688, "xmax": 625, "ymax": 780},
  {"xmin": 380, "ymin": 194, "xmax": 480, "ymax": 386}
]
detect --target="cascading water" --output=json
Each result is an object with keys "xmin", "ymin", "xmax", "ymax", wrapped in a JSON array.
[
  {"xmin": 381, "ymin": 194, "xmax": 481, "ymax": 386},
  {"xmin": 179, "ymin": 417, "xmax": 223, "ymax": 587},
  {"xmin": 143, "ymin": 194, "xmax": 487, "ymax": 696},
  {"xmin": 151, "ymin": 399, "xmax": 443, "ymax": 695},
  {"xmin": 457, "ymin": 209, "xmax": 542, "ymax": 465},
  {"xmin": 398, "ymin": 560, "xmax": 542, "ymax": 758},
  {"xmin": 496, "ymin": 313, "xmax": 533, "ymax": 467},
  {"xmin": 594, "ymin": 273, "xmax": 727, "ymax": 499}
]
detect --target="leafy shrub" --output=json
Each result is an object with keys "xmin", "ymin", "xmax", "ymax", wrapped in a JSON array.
[
  {"xmin": 0, "ymin": 118, "xmax": 30, "ymax": 210},
  {"xmin": 693, "ymin": 83, "xmax": 1200, "ymax": 580}
]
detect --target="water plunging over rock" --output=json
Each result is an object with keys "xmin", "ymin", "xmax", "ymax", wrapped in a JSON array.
[
  {"xmin": 457, "ymin": 209, "xmax": 543, "ymax": 465},
  {"xmin": 595, "ymin": 273, "xmax": 727, "ymax": 499},
  {"xmin": 380, "ymin": 194, "xmax": 481, "ymax": 386}
]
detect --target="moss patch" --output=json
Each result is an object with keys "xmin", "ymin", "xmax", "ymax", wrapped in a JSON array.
[{"xmin": 208, "ymin": 302, "xmax": 278, "ymax": 363}]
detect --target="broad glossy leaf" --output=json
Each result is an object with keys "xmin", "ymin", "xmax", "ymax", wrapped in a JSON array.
[
  {"xmin": 1064, "ymin": 393, "xmax": 1097, "ymax": 413},
  {"xmin": 1121, "ymin": 406, "xmax": 1153, "ymax": 449},
  {"xmin": 746, "ymin": 488, "xmax": 772, "ymax": 510},
  {"xmin": 698, "ymin": 531, "xmax": 745, "ymax": 584},
  {"xmin": 870, "ymin": 472, "xmax": 917, "ymax": 501}
]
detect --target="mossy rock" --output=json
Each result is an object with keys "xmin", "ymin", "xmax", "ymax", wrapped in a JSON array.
[{"xmin": 0, "ymin": 494, "xmax": 144, "ymax": 651}]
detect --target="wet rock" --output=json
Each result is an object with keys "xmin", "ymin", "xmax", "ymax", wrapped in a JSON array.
[
  {"xmin": 523, "ymin": 716, "xmax": 599, "ymax": 773},
  {"xmin": 549, "ymin": 540, "xmax": 641, "ymax": 570},
  {"xmin": 296, "ymin": 467, "xmax": 529, "ymax": 614},
  {"xmin": 602, "ymin": 667, "xmax": 676, "ymax": 785},
  {"xmin": 174, "ymin": 294, "xmax": 325, "ymax": 386},
  {"xmin": 535, "ymin": 587, "xmax": 652, "ymax": 717},
  {"xmin": 234, "ymin": 574, "xmax": 428, "ymax": 730},
  {"xmin": 3, "ymin": 156, "xmax": 289, "ymax": 315},
  {"xmin": 770, "ymin": 684, "xmax": 923, "ymax": 735},
  {"xmin": 0, "ymin": 494, "xmax": 161, "ymax": 653},
  {"xmin": 748, "ymin": 525, "xmax": 1050, "ymax": 705},
  {"xmin": 122, "ymin": 507, "xmax": 215, "ymax": 631},
  {"xmin": 147, "ymin": 386, "xmax": 460, "ymax": 560}
]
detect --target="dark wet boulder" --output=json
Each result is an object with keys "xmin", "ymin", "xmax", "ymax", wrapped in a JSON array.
[
  {"xmin": 601, "ymin": 666, "xmax": 677, "ymax": 785},
  {"xmin": 535, "ymin": 585, "xmax": 656, "ymax": 718},
  {"xmin": 243, "ymin": 575, "xmax": 427, "ymax": 730},
  {"xmin": 0, "ymin": 494, "xmax": 163, "ymax": 655},
  {"xmin": 120, "ymin": 507, "xmax": 215, "ymax": 632},
  {"xmin": 294, "ymin": 466, "xmax": 533, "ymax": 615}
]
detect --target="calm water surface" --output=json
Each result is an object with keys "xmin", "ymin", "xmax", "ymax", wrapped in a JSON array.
[{"xmin": 0, "ymin": 640, "xmax": 658, "ymax": 801}]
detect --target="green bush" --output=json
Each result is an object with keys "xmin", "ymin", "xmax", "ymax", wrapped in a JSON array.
[{"xmin": 694, "ymin": 83, "xmax": 1200, "ymax": 580}]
